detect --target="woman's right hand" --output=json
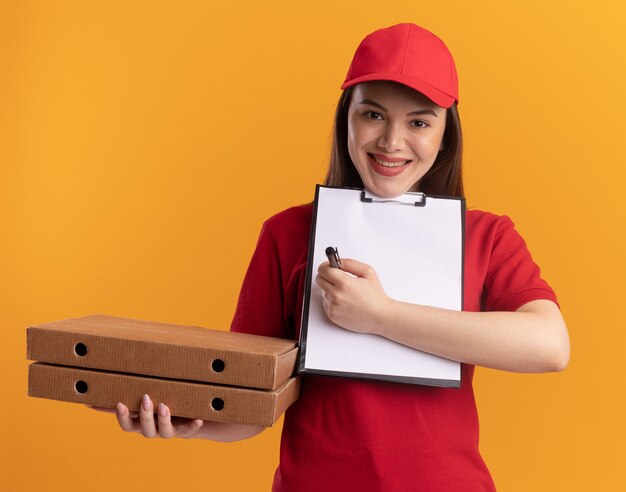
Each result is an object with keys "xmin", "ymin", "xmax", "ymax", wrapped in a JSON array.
[
  {"xmin": 89, "ymin": 394, "xmax": 204, "ymax": 439},
  {"xmin": 115, "ymin": 395, "xmax": 204, "ymax": 439},
  {"xmin": 88, "ymin": 394, "xmax": 265, "ymax": 441}
]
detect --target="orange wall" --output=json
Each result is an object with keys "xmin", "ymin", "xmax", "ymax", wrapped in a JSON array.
[{"xmin": 2, "ymin": 1, "xmax": 625, "ymax": 490}]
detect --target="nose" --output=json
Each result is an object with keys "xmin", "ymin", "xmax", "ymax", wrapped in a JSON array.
[{"xmin": 376, "ymin": 121, "xmax": 404, "ymax": 152}]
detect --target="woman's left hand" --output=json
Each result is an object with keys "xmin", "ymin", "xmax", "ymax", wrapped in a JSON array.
[{"xmin": 316, "ymin": 259, "xmax": 392, "ymax": 335}]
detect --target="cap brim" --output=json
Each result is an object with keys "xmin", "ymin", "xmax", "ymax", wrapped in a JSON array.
[{"xmin": 340, "ymin": 73, "xmax": 457, "ymax": 108}]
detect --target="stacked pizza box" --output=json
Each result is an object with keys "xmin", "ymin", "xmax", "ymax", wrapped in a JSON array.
[{"xmin": 27, "ymin": 315, "xmax": 300, "ymax": 427}]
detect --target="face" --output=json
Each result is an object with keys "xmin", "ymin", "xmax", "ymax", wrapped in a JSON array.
[{"xmin": 347, "ymin": 81, "xmax": 447, "ymax": 198}]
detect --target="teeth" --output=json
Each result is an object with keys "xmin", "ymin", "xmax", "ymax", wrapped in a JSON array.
[{"xmin": 374, "ymin": 157, "xmax": 408, "ymax": 168}]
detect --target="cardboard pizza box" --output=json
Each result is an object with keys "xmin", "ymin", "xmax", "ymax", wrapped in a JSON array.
[
  {"xmin": 28, "ymin": 362, "xmax": 301, "ymax": 427},
  {"xmin": 26, "ymin": 315, "xmax": 298, "ymax": 390}
]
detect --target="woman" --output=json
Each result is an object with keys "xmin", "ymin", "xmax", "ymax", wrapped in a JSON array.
[{"xmin": 110, "ymin": 23, "xmax": 570, "ymax": 491}]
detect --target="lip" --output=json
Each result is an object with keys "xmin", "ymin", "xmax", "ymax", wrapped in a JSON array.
[
  {"xmin": 370, "ymin": 153, "xmax": 411, "ymax": 163},
  {"xmin": 367, "ymin": 153, "xmax": 412, "ymax": 177}
]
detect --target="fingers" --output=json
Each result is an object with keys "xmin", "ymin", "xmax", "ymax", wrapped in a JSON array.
[
  {"xmin": 317, "ymin": 262, "xmax": 338, "ymax": 283},
  {"xmin": 152, "ymin": 400, "xmax": 204, "ymax": 439},
  {"xmin": 315, "ymin": 272, "xmax": 335, "ymax": 292},
  {"xmin": 317, "ymin": 259, "xmax": 379, "ymax": 300},
  {"xmin": 318, "ymin": 258, "xmax": 377, "ymax": 280},
  {"xmin": 173, "ymin": 418, "xmax": 204, "ymax": 439},
  {"xmin": 116, "ymin": 402, "xmax": 140, "ymax": 433},
  {"xmin": 317, "ymin": 261, "xmax": 352, "ymax": 287},
  {"xmin": 139, "ymin": 394, "xmax": 158, "ymax": 438},
  {"xmin": 156, "ymin": 403, "xmax": 175, "ymax": 439},
  {"xmin": 114, "ymin": 397, "xmax": 203, "ymax": 440},
  {"xmin": 317, "ymin": 259, "xmax": 362, "ymax": 295},
  {"xmin": 116, "ymin": 397, "xmax": 156, "ymax": 436},
  {"xmin": 338, "ymin": 258, "xmax": 377, "ymax": 279}
]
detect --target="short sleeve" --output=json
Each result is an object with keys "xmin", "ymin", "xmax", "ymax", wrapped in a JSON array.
[
  {"xmin": 483, "ymin": 216, "xmax": 558, "ymax": 312},
  {"xmin": 230, "ymin": 224, "xmax": 287, "ymax": 338}
]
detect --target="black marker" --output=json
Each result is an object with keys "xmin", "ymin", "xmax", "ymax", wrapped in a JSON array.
[{"xmin": 325, "ymin": 246, "xmax": 342, "ymax": 269}]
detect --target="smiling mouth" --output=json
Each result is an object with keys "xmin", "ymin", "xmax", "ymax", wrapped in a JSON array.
[{"xmin": 368, "ymin": 153, "xmax": 412, "ymax": 168}]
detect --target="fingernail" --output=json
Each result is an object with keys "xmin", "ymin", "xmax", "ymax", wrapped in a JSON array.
[
  {"xmin": 158, "ymin": 403, "xmax": 167, "ymax": 418},
  {"xmin": 196, "ymin": 420, "xmax": 203, "ymax": 427},
  {"xmin": 116, "ymin": 402, "xmax": 126, "ymax": 415},
  {"xmin": 142, "ymin": 394, "xmax": 151, "ymax": 411}
]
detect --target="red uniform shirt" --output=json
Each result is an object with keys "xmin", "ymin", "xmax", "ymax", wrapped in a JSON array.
[{"xmin": 231, "ymin": 204, "xmax": 557, "ymax": 492}]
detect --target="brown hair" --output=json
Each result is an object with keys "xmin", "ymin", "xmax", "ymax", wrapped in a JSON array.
[{"xmin": 323, "ymin": 85, "xmax": 464, "ymax": 198}]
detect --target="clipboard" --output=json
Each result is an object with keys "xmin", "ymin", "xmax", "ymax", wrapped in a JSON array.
[{"xmin": 298, "ymin": 185, "xmax": 465, "ymax": 388}]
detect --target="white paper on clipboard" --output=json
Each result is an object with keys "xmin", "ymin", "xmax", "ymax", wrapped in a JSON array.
[{"xmin": 298, "ymin": 185, "xmax": 464, "ymax": 387}]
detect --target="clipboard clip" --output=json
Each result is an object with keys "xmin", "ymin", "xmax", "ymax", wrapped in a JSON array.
[{"xmin": 360, "ymin": 190, "xmax": 426, "ymax": 207}]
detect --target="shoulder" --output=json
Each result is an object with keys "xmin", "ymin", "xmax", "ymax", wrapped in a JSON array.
[
  {"xmin": 263, "ymin": 204, "xmax": 313, "ymax": 242},
  {"xmin": 466, "ymin": 208, "xmax": 513, "ymax": 229},
  {"xmin": 465, "ymin": 208, "xmax": 557, "ymax": 311},
  {"xmin": 465, "ymin": 208, "xmax": 521, "ymax": 244},
  {"xmin": 464, "ymin": 208, "xmax": 534, "ymax": 271}
]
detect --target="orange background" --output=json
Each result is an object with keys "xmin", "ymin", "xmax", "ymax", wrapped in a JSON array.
[{"xmin": 2, "ymin": 1, "xmax": 625, "ymax": 490}]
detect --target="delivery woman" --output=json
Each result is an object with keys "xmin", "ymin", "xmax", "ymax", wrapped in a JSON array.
[{"xmin": 107, "ymin": 23, "xmax": 570, "ymax": 491}]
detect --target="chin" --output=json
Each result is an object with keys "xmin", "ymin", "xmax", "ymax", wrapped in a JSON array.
[{"xmin": 365, "ymin": 181, "xmax": 413, "ymax": 199}]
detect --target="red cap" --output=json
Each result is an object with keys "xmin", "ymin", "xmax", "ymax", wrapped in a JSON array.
[{"xmin": 341, "ymin": 23, "xmax": 459, "ymax": 108}]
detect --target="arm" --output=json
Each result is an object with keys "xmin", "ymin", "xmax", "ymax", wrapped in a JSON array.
[{"xmin": 316, "ymin": 259, "xmax": 570, "ymax": 373}]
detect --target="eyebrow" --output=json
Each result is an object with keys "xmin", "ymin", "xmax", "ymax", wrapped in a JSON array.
[{"xmin": 359, "ymin": 98, "xmax": 439, "ymax": 117}]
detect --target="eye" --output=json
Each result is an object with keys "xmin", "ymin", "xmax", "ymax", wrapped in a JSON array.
[
  {"xmin": 410, "ymin": 120, "xmax": 429, "ymax": 129},
  {"xmin": 364, "ymin": 111, "xmax": 384, "ymax": 120}
]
